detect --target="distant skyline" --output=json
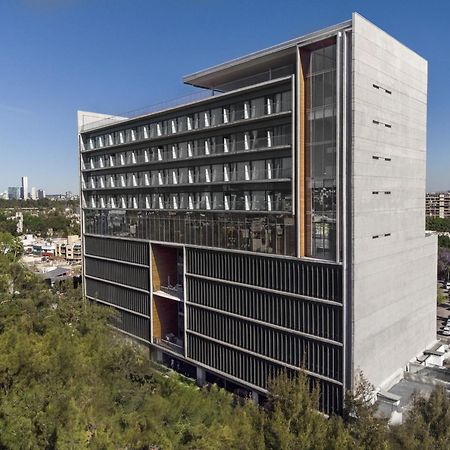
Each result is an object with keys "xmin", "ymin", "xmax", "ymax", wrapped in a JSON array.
[{"xmin": 0, "ymin": 0, "xmax": 449, "ymax": 192}]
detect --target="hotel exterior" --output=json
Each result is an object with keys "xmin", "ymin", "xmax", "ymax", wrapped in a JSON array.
[{"xmin": 78, "ymin": 13, "xmax": 437, "ymax": 414}]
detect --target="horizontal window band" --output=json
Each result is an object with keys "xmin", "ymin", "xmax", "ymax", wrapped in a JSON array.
[
  {"xmin": 83, "ymin": 233, "xmax": 340, "ymax": 266},
  {"xmin": 86, "ymin": 295, "xmax": 150, "ymax": 319},
  {"xmin": 82, "ymin": 178, "xmax": 291, "ymax": 192},
  {"xmin": 186, "ymin": 300, "xmax": 343, "ymax": 346},
  {"xmin": 81, "ymin": 144, "xmax": 292, "ymax": 173},
  {"xmin": 186, "ymin": 330, "xmax": 343, "ymax": 387},
  {"xmin": 185, "ymin": 273, "xmax": 343, "ymax": 305},
  {"xmin": 84, "ymin": 274, "xmax": 150, "ymax": 294},
  {"xmin": 80, "ymin": 76, "xmax": 293, "ymax": 135},
  {"xmin": 84, "ymin": 253, "xmax": 150, "ymax": 268},
  {"xmin": 81, "ymin": 110, "xmax": 292, "ymax": 150}
]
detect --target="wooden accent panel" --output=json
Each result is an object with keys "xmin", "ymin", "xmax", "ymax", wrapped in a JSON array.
[
  {"xmin": 151, "ymin": 249, "xmax": 160, "ymax": 291},
  {"xmin": 298, "ymin": 47, "xmax": 313, "ymax": 257},
  {"xmin": 151, "ymin": 244, "xmax": 177, "ymax": 291},
  {"xmin": 152, "ymin": 295, "xmax": 178, "ymax": 339}
]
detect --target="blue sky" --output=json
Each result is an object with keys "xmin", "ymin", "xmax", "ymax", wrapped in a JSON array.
[{"xmin": 0, "ymin": 0, "xmax": 449, "ymax": 193}]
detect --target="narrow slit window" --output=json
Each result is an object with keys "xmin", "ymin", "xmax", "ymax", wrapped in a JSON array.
[
  {"xmin": 373, "ymin": 120, "xmax": 380, "ymax": 125},
  {"xmin": 384, "ymin": 123, "xmax": 392, "ymax": 128},
  {"xmin": 372, "ymin": 235, "xmax": 379, "ymax": 239},
  {"xmin": 384, "ymin": 233, "xmax": 391, "ymax": 237},
  {"xmin": 385, "ymin": 157, "xmax": 391, "ymax": 161},
  {"xmin": 373, "ymin": 84, "xmax": 380, "ymax": 89},
  {"xmin": 372, "ymin": 155, "xmax": 380, "ymax": 160},
  {"xmin": 384, "ymin": 191, "xmax": 391, "ymax": 195},
  {"xmin": 372, "ymin": 191, "xmax": 379, "ymax": 195}
]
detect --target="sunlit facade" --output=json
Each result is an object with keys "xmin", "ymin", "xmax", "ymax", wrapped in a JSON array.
[{"xmin": 78, "ymin": 13, "xmax": 436, "ymax": 415}]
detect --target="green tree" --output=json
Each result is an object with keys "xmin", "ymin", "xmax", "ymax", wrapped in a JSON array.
[
  {"xmin": 343, "ymin": 370, "xmax": 388, "ymax": 450},
  {"xmin": 389, "ymin": 387, "xmax": 450, "ymax": 449},
  {"xmin": 438, "ymin": 235, "xmax": 450, "ymax": 249},
  {"xmin": 264, "ymin": 370, "xmax": 356, "ymax": 450},
  {"xmin": 0, "ymin": 232, "xmax": 23, "ymax": 260},
  {"xmin": 426, "ymin": 217, "xmax": 450, "ymax": 233}
]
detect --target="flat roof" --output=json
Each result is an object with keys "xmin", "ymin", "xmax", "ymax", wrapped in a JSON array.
[{"xmin": 183, "ymin": 18, "xmax": 352, "ymax": 89}]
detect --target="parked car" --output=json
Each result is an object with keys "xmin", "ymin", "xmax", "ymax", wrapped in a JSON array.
[{"xmin": 443, "ymin": 329, "xmax": 450, "ymax": 336}]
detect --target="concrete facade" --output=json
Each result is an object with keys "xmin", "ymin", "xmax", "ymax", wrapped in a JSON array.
[{"xmin": 351, "ymin": 13, "xmax": 437, "ymax": 389}]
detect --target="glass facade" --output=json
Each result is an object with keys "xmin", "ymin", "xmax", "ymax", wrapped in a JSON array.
[
  {"xmin": 81, "ymin": 79, "xmax": 296, "ymax": 257},
  {"xmin": 84, "ymin": 210, "xmax": 295, "ymax": 256},
  {"xmin": 305, "ymin": 43, "xmax": 337, "ymax": 261}
]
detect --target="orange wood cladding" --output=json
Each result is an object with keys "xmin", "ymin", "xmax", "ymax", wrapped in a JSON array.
[
  {"xmin": 152, "ymin": 295, "xmax": 178, "ymax": 339},
  {"xmin": 298, "ymin": 48, "xmax": 309, "ymax": 256},
  {"xmin": 151, "ymin": 245, "xmax": 178, "ymax": 291}
]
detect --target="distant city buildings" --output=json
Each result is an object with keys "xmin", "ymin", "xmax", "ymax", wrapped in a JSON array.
[
  {"xmin": 20, "ymin": 176, "xmax": 28, "ymax": 200},
  {"xmin": 426, "ymin": 192, "xmax": 450, "ymax": 219},
  {"xmin": 7, "ymin": 186, "xmax": 20, "ymax": 200},
  {"xmin": 3, "ymin": 176, "xmax": 49, "ymax": 201}
]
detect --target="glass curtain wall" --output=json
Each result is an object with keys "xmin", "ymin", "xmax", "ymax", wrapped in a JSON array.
[{"xmin": 305, "ymin": 43, "xmax": 337, "ymax": 261}]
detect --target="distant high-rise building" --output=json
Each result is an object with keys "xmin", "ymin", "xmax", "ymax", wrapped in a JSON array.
[
  {"xmin": 21, "ymin": 176, "xmax": 28, "ymax": 200},
  {"xmin": 8, "ymin": 187, "xmax": 21, "ymax": 200},
  {"xmin": 30, "ymin": 187, "xmax": 37, "ymax": 200},
  {"xmin": 78, "ymin": 13, "xmax": 437, "ymax": 415},
  {"xmin": 37, "ymin": 189, "xmax": 46, "ymax": 200}
]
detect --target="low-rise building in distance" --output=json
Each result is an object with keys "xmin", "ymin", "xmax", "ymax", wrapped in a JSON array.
[{"xmin": 426, "ymin": 192, "xmax": 450, "ymax": 218}]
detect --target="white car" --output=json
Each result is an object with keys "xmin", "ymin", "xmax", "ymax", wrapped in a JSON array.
[
  {"xmin": 443, "ymin": 330, "xmax": 450, "ymax": 336},
  {"xmin": 442, "ymin": 326, "xmax": 450, "ymax": 332}
]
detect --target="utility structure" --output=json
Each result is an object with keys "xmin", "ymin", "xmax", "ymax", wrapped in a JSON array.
[{"xmin": 78, "ymin": 13, "xmax": 437, "ymax": 415}]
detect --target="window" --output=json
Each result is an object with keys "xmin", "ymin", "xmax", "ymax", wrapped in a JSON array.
[
  {"xmin": 251, "ymin": 191, "xmax": 266, "ymax": 210},
  {"xmin": 212, "ymin": 192, "xmax": 224, "ymax": 209},
  {"xmin": 251, "ymin": 160, "xmax": 266, "ymax": 180},
  {"xmin": 211, "ymin": 164, "xmax": 223, "ymax": 182}
]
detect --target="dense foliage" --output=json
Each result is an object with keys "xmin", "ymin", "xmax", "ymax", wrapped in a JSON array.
[
  {"xmin": 0, "ymin": 232, "xmax": 449, "ymax": 449},
  {"xmin": 439, "ymin": 235, "xmax": 450, "ymax": 249},
  {"xmin": 426, "ymin": 217, "xmax": 450, "ymax": 233},
  {"xmin": 0, "ymin": 202, "xmax": 80, "ymax": 238}
]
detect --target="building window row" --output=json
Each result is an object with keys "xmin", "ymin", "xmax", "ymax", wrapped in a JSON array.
[
  {"xmin": 186, "ymin": 333, "xmax": 343, "ymax": 416},
  {"xmin": 83, "ymin": 157, "xmax": 291, "ymax": 190},
  {"xmin": 85, "ymin": 190, "xmax": 292, "ymax": 212},
  {"xmin": 187, "ymin": 277, "xmax": 342, "ymax": 342},
  {"xmin": 82, "ymin": 125, "xmax": 291, "ymax": 170},
  {"xmin": 83, "ymin": 91, "xmax": 292, "ymax": 151},
  {"xmin": 84, "ymin": 210, "xmax": 295, "ymax": 256},
  {"xmin": 186, "ymin": 247, "xmax": 342, "ymax": 301},
  {"xmin": 187, "ymin": 306, "xmax": 342, "ymax": 381}
]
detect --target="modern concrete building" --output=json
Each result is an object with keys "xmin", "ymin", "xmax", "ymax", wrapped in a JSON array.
[
  {"xmin": 78, "ymin": 13, "xmax": 437, "ymax": 415},
  {"xmin": 21, "ymin": 176, "xmax": 28, "ymax": 200},
  {"xmin": 426, "ymin": 192, "xmax": 450, "ymax": 219}
]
